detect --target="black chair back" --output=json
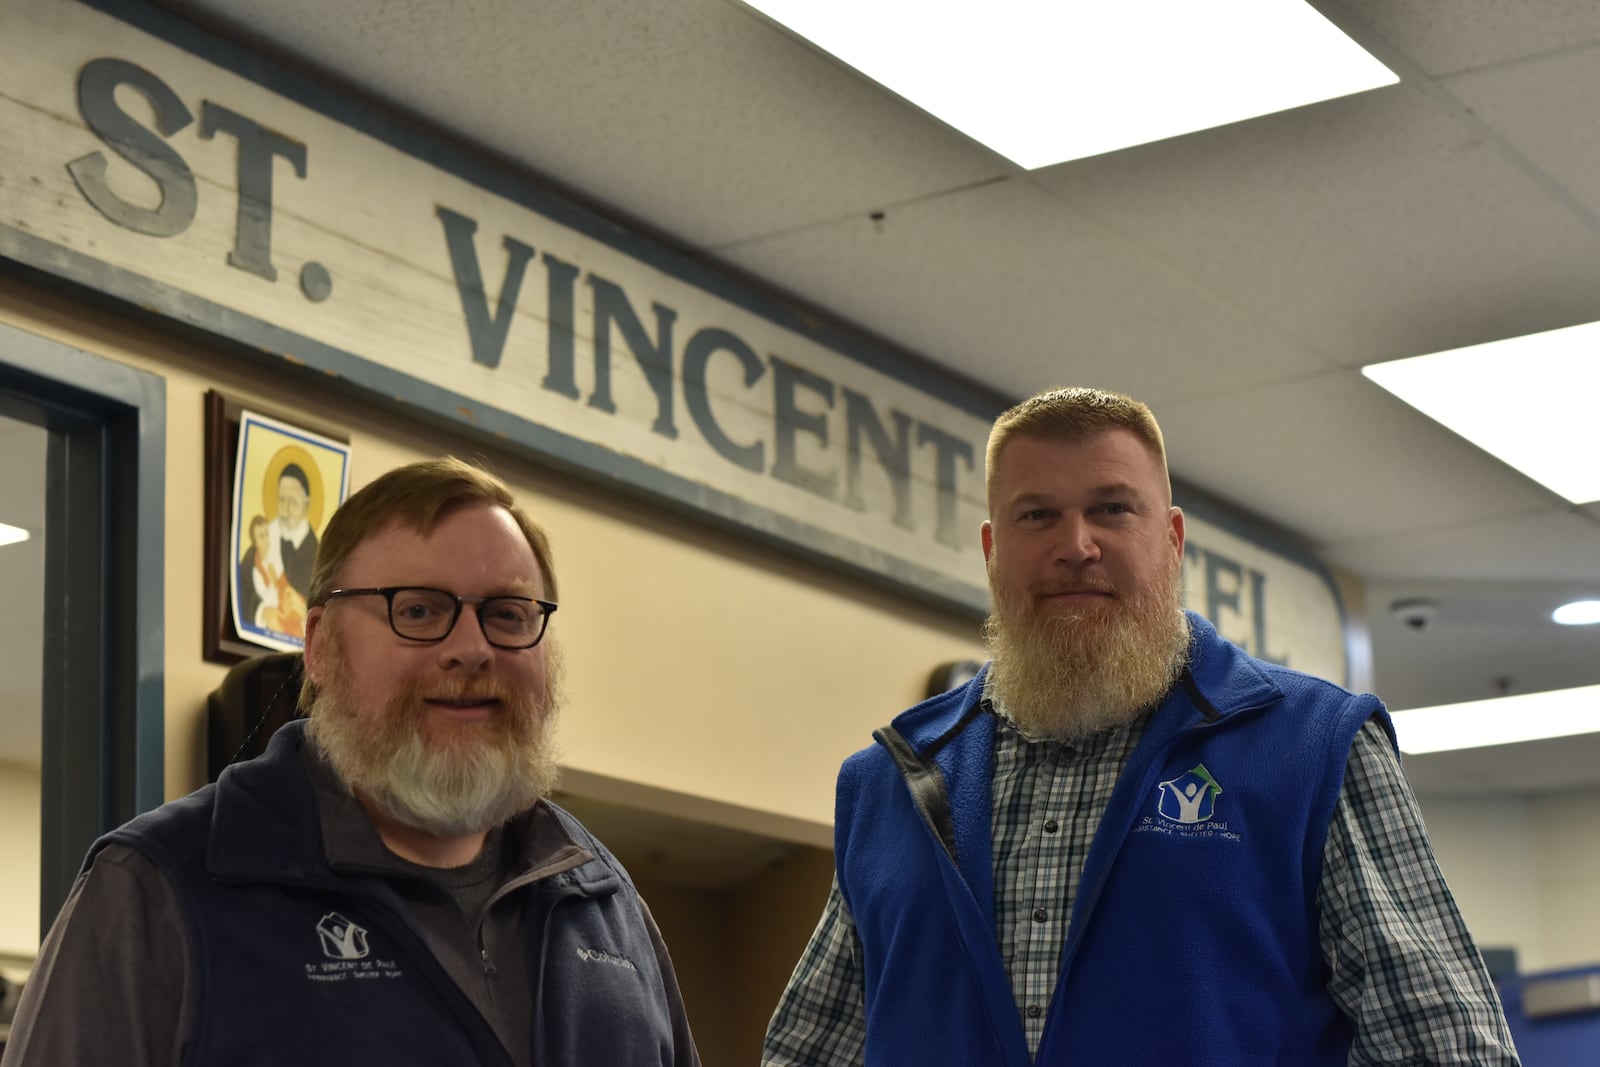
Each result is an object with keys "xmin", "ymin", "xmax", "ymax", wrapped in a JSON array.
[{"xmin": 206, "ymin": 652, "xmax": 305, "ymax": 782}]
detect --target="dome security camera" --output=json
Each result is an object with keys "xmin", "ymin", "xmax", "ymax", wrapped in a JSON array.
[{"xmin": 1389, "ymin": 598, "xmax": 1439, "ymax": 633}]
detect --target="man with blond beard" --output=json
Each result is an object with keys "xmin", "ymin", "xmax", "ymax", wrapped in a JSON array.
[
  {"xmin": 4, "ymin": 458, "xmax": 699, "ymax": 1067},
  {"xmin": 763, "ymin": 387, "xmax": 1518, "ymax": 1066}
]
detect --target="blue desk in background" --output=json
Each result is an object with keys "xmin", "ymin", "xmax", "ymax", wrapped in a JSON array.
[{"xmin": 1499, "ymin": 964, "xmax": 1600, "ymax": 1065}]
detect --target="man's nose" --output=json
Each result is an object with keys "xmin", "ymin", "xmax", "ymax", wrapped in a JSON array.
[
  {"xmin": 1055, "ymin": 515, "xmax": 1102, "ymax": 565},
  {"xmin": 436, "ymin": 603, "xmax": 495, "ymax": 670}
]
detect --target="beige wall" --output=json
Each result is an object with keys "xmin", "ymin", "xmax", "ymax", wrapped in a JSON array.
[
  {"xmin": 0, "ymin": 272, "xmax": 984, "ymax": 829},
  {"xmin": 726, "ymin": 848, "xmax": 839, "ymax": 1057},
  {"xmin": 1422, "ymin": 788, "xmax": 1600, "ymax": 974},
  {"xmin": 632, "ymin": 846, "xmax": 835, "ymax": 1067},
  {"xmin": 0, "ymin": 762, "xmax": 40, "ymax": 957}
]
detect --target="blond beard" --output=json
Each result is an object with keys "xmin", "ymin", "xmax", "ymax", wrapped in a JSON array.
[
  {"xmin": 306, "ymin": 630, "xmax": 564, "ymax": 838},
  {"xmin": 982, "ymin": 558, "xmax": 1189, "ymax": 743}
]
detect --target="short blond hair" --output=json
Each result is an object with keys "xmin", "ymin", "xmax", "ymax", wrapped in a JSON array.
[{"xmin": 986, "ymin": 387, "xmax": 1170, "ymax": 507}]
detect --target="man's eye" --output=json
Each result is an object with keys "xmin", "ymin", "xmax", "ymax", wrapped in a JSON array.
[
  {"xmin": 487, "ymin": 605, "xmax": 530, "ymax": 625},
  {"xmin": 396, "ymin": 602, "xmax": 440, "ymax": 620}
]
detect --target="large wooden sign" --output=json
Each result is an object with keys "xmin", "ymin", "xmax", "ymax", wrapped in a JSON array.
[
  {"xmin": 1179, "ymin": 502, "xmax": 1349, "ymax": 684},
  {"xmin": 1, "ymin": 0, "xmax": 998, "ymax": 611},
  {"xmin": 0, "ymin": 0, "xmax": 1349, "ymax": 681}
]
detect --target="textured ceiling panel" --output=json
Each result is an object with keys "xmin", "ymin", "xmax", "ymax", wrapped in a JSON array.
[
  {"xmin": 1338, "ymin": 0, "xmax": 1600, "ymax": 77},
  {"xmin": 1323, "ymin": 506, "xmax": 1600, "ymax": 583},
  {"xmin": 1368, "ymin": 601, "xmax": 1600, "ymax": 710},
  {"xmin": 161, "ymin": 0, "xmax": 1011, "ymax": 248},
  {"xmin": 1155, "ymin": 370, "xmax": 1557, "ymax": 544},
  {"xmin": 1404, "ymin": 733, "xmax": 1600, "ymax": 796},
  {"xmin": 717, "ymin": 177, "xmax": 1333, "ymax": 406},
  {"xmin": 1444, "ymin": 46, "xmax": 1600, "ymax": 223},
  {"xmin": 1038, "ymin": 84, "xmax": 1600, "ymax": 368}
]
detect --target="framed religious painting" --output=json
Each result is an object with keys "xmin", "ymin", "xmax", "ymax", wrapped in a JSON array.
[{"xmin": 203, "ymin": 391, "xmax": 352, "ymax": 663}]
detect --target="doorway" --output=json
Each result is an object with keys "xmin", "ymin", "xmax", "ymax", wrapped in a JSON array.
[
  {"xmin": 0, "ymin": 321, "xmax": 165, "ymax": 957},
  {"xmin": 0, "ymin": 417, "xmax": 45, "ymax": 967}
]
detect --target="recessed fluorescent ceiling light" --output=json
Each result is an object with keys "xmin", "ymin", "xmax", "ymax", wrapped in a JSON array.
[
  {"xmin": 1554, "ymin": 600, "xmax": 1600, "ymax": 626},
  {"xmin": 1363, "ymin": 321, "xmax": 1600, "ymax": 504},
  {"xmin": 1393, "ymin": 685, "xmax": 1600, "ymax": 755},
  {"xmin": 0, "ymin": 523, "xmax": 27, "ymax": 547},
  {"xmin": 740, "ymin": 0, "xmax": 1397, "ymax": 168}
]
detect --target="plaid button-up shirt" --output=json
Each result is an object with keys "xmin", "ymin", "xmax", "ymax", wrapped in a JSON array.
[{"xmin": 763, "ymin": 712, "xmax": 1519, "ymax": 1065}]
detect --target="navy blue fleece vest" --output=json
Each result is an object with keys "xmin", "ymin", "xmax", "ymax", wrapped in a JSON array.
[
  {"xmin": 836, "ymin": 613, "xmax": 1390, "ymax": 1066},
  {"xmin": 91, "ymin": 722, "xmax": 681, "ymax": 1067}
]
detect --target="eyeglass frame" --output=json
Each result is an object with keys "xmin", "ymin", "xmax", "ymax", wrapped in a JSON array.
[{"xmin": 319, "ymin": 586, "xmax": 559, "ymax": 649}]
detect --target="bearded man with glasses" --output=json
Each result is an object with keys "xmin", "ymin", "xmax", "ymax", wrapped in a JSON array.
[{"xmin": 4, "ymin": 457, "xmax": 700, "ymax": 1067}]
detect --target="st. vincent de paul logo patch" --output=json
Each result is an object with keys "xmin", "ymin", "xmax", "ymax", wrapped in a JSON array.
[{"xmin": 1133, "ymin": 763, "xmax": 1242, "ymax": 843}]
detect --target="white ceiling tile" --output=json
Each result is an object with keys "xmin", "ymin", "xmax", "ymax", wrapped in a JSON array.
[
  {"xmin": 1036, "ymin": 83, "xmax": 1600, "ymax": 367},
  {"xmin": 718, "ymin": 178, "xmax": 1332, "ymax": 405},
  {"xmin": 1323, "ymin": 507, "xmax": 1600, "ymax": 583},
  {"xmin": 1363, "ymin": 578, "xmax": 1600, "ymax": 708},
  {"xmin": 162, "ymin": 0, "xmax": 1010, "ymax": 248},
  {"xmin": 1156, "ymin": 370, "xmax": 1557, "ymax": 545},
  {"xmin": 1377, "ymin": 622, "xmax": 1600, "ymax": 710},
  {"xmin": 1445, "ymin": 46, "xmax": 1600, "ymax": 223},
  {"xmin": 1370, "ymin": 578, "xmax": 1600, "ymax": 629},
  {"xmin": 1339, "ymin": 0, "xmax": 1600, "ymax": 76},
  {"xmin": 1405, "ymin": 733, "xmax": 1600, "ymax": 797}
]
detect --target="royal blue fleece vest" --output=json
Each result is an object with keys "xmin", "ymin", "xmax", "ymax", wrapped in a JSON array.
[
  {"xmin": 836, "ymin": 613, "xmax": 1391, "ymax": 1067},
  {"xmin": 92, "ymin": 721, "xmax": 683, "ymax": 1067}
]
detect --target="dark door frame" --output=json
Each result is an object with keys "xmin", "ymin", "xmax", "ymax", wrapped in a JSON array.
[{"xmin": 0, "ymin": 320, "xmax": 165, "ymax": 937}]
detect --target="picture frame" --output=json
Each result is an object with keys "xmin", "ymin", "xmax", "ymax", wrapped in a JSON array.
[{"xmin": 203, "ymin": 391, "xmax": 352, "ymax": 664}]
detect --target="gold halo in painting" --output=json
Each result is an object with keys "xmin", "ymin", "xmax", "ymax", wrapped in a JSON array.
[{"xmin": 261, "ymin": 444, "xmax": 327, "ymax": 529}]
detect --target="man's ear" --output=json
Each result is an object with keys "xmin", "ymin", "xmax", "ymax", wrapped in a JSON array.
[
  {"xmin": 981, "ymin": 519, "xmax": 995, "ymax": 563},
  {"xmin": 1168, "ymin": 506, "xmax": 1186, "ymax": 559},
  {"xmin": 302, "ymin": 606, "xmax": 328, "ymax": 686}
]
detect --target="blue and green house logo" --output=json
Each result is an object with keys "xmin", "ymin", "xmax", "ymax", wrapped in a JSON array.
[{"xmin": 1157, "ymin": 764, "xmax": 1222, "ymax": 825}]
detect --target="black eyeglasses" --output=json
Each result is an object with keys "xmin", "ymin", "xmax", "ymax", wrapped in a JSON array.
[{"xmin": 322, "ymin": 587, "xmax": 558, "ymax": 649}]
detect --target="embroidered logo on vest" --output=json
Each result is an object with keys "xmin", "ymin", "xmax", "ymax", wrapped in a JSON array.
[
  {"xmin": 305, "ymin": 913, "xmax": 405, "ymax": 983},
  {"xmin": 317, "ymin": 912, "xmax": 370, "ymax": 959},
  {"xmin": 1135, "ymin": 763, "xmax": 1242, "ymax": 843},
  {"xmin": 1157, "ymin": 764, "xmax": 1222, "ymax": 824},
  {"xmin": 576, "ymin": 946, "xmax": 637, "ymax": 970}
]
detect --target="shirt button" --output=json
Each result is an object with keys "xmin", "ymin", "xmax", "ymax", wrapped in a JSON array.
[
  {"xmin": 1026, "ymin": 1004, "xmax": 1042, "ymax": 1019},
  {"xmin": 1032, "ymin": 907, "xmax": 1048, "ymax": 923},
  {"xmin": 1043, "ymin": 819, "xmax": 1059, "ymax": 834}
]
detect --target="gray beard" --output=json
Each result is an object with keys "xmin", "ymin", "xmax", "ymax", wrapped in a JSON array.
[
  {"xmin": 982, "ymin": 563, "xmax": 1189, "ymax": 744},
  {"xmin": 306, "ymin": 634, "xmax": 564, "ymax": 838}
]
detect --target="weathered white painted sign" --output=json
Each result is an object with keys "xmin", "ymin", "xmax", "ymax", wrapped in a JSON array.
[
  {"xmin": 0, "ymin": 0, "xmax": 1348, "ymax": 680},
  {"xmin": 0, "ymin": 0, "xmax": 996, "ymax": 610},
  {"xmin": 1180, "ymin": 506, "xmax": 1348, "ymax": 684}
]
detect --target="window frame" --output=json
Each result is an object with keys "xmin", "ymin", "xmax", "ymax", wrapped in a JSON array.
[{"xmin": 0, "ymin": 320, "xmax": 165, "ymax": 937}]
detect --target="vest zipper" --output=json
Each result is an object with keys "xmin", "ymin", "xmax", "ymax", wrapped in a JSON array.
[{"xmin": 478, "ymin": 926, "xmax": 498, "ymax": 1007}]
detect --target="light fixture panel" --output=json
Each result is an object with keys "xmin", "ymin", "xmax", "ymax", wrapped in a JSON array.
[
  {"xmin": 1553, "ymin": 600, "xmax": 1600, "ymax": 626},
  {"xmin": 1393, "ymin": 684, "xmax": 1600, "ymax": 754},
  {"xmin": 741, "ymin": 0, "xmax": 1398, "ymax": 168},
  {"xmin": 1364, "ymin": 321, "xmax": 1600, "ymax": 505}
]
